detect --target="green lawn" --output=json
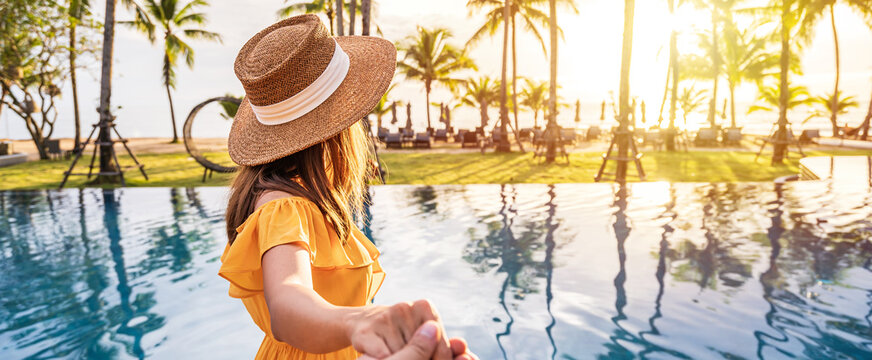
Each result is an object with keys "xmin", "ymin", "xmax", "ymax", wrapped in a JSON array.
[{"xmin": 0, "ymin": 150, "xmax": 868, "ymax": 190}]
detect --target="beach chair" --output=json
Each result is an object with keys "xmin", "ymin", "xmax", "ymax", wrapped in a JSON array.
[
  {"xmin": 560, "ymin": 128, "xmax": 578, "ymax": 146},
  {"xmin": 434, "ymin": 129, "xmax": 448, "ymax": 142},
  {"xmin": 45, "ymin": 139, "xmax": 64, "ymax": 160},
  {"xmin": 455, "ymin": 129, "xmax": 468, "ymax": 143},
  {"xmin": 0, "ymin": 142, "xmax": 8, "ymax": 156},
  {"xmin": 377, "ymin": 127, "xmax": 389, "ymax": 142},
  {"xmin": 645, "ymin": 129, "xmax": 664, "ymax": 150},
  {"xmin": 461, "ymin": 131, "xmax": 479, "ymax": 148},
  {"xmin": 723, "ymin": 127, "xmax": 742, "ymax": 145},
  {"xmin": 426, "ymin": 127, "xmax": 435, "ymax": 136},
  {"xmin": 518, "ymin": 128, "xmax": 533, "ymax": 142},
  {"xmin": 414, "ymin": 133, "xmax": 432, "ymax": 149},
  {"xmin": 799, "ymin": 129, "xmax": 820, "ymax": 144},
  {"xmin": 385, "ymin": 133, "xmax": 403, "ymax": 149},
  {"xmin": 695, "ymin": 128, "xmax": 718, "ymax": 146},
  {"xmin": 586, "ymin": 126, "xmax": 602, "ymax": 141},
  {"xmin": 402, "ymin": 128, "xmax": 415, "ymax": 142}
]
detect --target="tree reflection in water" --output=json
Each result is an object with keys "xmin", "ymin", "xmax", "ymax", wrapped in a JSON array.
[{"xmin": 461, "ymin": 184, "xmax": 561, "ymax": 359}]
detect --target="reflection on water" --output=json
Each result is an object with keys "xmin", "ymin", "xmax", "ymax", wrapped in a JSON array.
[{"xmin": 1, "ymin": 181, "xmax": 871, "ymax": 359}]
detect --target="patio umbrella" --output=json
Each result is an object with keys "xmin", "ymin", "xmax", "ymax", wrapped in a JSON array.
[
  {"xmin": 640, "ymin": 101, "xmax": 646, "ymax": 126},
  {"xmin": 600, "ymin": 100, "xmax": 606, "ymax": 121},
  {"xmin": 445, "ymin": 105, "xmax": 452, "ymax": 130},
  {"xmin": 575, "ymin": 100, "xmax": 581, "ymax": 123},
  {"xmin": 405, "ymin": 103, "xmax": 412, "ymax": 131},
  {"xmin": 438, "ymin": 102, "xmax": 445, "ymax": 125},
  {"xmin": 391, "ymin": 102, "xmax": 398, "ymax": 125}
]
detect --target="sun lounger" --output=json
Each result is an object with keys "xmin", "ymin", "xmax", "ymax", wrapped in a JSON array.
[
  {"xmin": 377, "ymin": 127, "xmax": 389, "ymax": 142},
  {"xmin": 586, "ymin": 126, "xmax": 602, "ymax": 141},
  {"xmin": 723, "ymin": 127, "xmax": 742, "ymax": 145},
  {"xmin": 461, "ymin": 131, "xmax": 479, "ymax": 148},
  {"xmin": 434, "ymin": 129, "xmax": 448, "ymax": 142},
  {"xmin": 695, "ymin": 128, "xmax": 718, "ymax": 146},
  {"xmin": 385, "ymin": 133, "xmax": 403, "ymax": 149},
  {"xmin": 799, "ymin": 129, "xmax": 820, "ymax": 144},
  {"xmin": 414, "ymin": 133, "xmax": 432, "ymax": 149},
  {"xmin": 402, "ymin": 128, "xmax": 415, "ymax": 142},
  {"xmin": 0, "ymin": 142, "xmax": 9, "ymax": 156}
]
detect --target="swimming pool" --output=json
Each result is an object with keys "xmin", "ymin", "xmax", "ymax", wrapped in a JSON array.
[{"xmin": 1, "ymin": 181, "xmax": 870, "ymax": 359}]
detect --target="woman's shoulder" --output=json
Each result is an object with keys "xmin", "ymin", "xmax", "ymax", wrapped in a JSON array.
[{"xmin": 253, "ymin": 191, "xmax": 317, "ymax": 212}]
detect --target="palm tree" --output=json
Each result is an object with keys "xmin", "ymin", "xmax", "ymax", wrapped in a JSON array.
[
  {"xmin": 360, "ymin": 0, "xmax": 371, "ymax": 35},
  {"xmin": 615, "ymin": 0, "xmax": 636, "ymax": 179},
  {"xmin": 460, "ymin": 76, "xmax": 501, "ymax": 129},
  {"xmin": 124, "ymin": 0, "xmax": 222, "ymax": 144},
  {"xmin": 546, "ymin": 0, "xmax": 558, "ymax": 161},
  {"xmin": 466, "ymin": 0, "xmax": 576, "ymax": 137},
  {"xmin": 370, "ymin": 83, "xmax": 397, "ymax": 130},
  {"xmin": 804, "ymin": 91, "xmax": 858, "ymax": 125},
  {"xmin": 748, "ymin": 82, "xmax": 814, "ymax": 114},
  {"xmin": 721, "ymin": 19, "xmax": 778, "ymax": 128},
  {"xmin": 520, "ymin": 78, "xmax": 547, "ymax": 128},
  {"xmin": 665, "ymin": 0, "xmax": 682, "ymax": 151},
  {"xmin": 335, "ymin": 0, "xmax": 343, "ymax": 35},
  {"xmin": 397, "ymin": 27, "xmax": 476, "ymax": 132},
  {"xmin": 277, "ymin": 0, "xmax": 336, "ymax": 34},
  {"xmin": 95, "ymin": 0, "xmax": 152, "ymax": 180},
  {"xmin": 67, "ymin": 0, "xmax": 92, "ymax": 151},
  {"xmin": 678, "ymin": 85, "xmax": 708, "ymax": 125}
]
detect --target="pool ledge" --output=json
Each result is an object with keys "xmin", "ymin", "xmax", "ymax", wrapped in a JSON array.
[{"xmin": 799, "ymin": 155, "xmax": 872, "ymax": 181}]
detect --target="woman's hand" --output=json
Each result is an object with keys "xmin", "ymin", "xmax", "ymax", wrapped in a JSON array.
[
  {"xmin": 344, "ymin": 300, "xmax": 453, "ymax": 359},
  {"xmin": 357, "ymin": 321, "xmax": 479, "ymax": 360}
]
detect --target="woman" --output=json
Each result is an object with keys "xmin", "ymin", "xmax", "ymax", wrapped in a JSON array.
[{"xmin": 218, "ymin": 14, "xmax": 476, "ymax": 360}]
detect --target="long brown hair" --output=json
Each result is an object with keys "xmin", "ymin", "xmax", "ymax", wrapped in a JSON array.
[{"xmin": 225, "ymin": 121, "xmax": 375, "ymax": 244}]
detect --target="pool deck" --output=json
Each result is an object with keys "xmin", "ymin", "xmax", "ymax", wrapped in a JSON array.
[{"xmin": 799, "ymin": 155, "xmax": 872, "ymax": 182}]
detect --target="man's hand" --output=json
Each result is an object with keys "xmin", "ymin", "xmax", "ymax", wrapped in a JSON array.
[{"xmin": 357, "ymin": 321, "xmax": 479, "ymax": 360}]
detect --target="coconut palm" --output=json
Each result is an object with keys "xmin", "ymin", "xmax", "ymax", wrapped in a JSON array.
[
  {"xmin": 67, "ymin": 0, "xmax": 93, "ymax": 151},
  {"xmin": 370, "ymin": 83, "xmax": 397, "ymax": 130},
  {"xmin": 277, "ymin": 0, "xmax": 336, "ymax": 34},
  {"xmin": 123, "ymin": 0, "xmax": 222, "ymax": 144},
  {"xmin": 747, "ymin": 82, "xmax": 814, "ymax": 114},
  {"xmin": 466, "ymin": 0, "xmax": 577, "ymax": 135},
  {"xmin": 678, "ymin": 85, "xmax": 708, "ymax": 125},
  {"xmin": 397, "ymin": 27, "xmax": 476, "ymax": 131},
  {"xmin": 520, "ymin": 78, "xmax": 548, "ymax": 128},
  {"xmin": 614, "ymin": 0, "xmax": 636, "ymax": 179},
  {"xmin": 721, "ymin": 19, "xmax": 779, "ymax": 128},
  {"xmin": 804, "ymin": 91, "xmax": 858, "ymax": 125},
  {"xmin": 460, "ymin": 76, "xmax": 501, "ymax": 129}
]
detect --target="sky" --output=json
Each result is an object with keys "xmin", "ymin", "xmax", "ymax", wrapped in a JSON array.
[{"xmin": 2, "ymin": 0, "xmax": 871, "ymax": 141}]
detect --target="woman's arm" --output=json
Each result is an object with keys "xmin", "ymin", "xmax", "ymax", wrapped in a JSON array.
[{"xmin": 262, "ymin": 244, "xmax": 454, "ymax": 359}]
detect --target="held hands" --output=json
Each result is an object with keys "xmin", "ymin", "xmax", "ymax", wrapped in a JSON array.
[{"xmin": 345, "ymin": 300, "xmax": 477, "ymax": 360}]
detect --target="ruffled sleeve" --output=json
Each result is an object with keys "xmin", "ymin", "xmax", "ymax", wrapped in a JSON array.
[{"xmin": 218, "ymin": 197, "xmax": 381, "ymax": 299}]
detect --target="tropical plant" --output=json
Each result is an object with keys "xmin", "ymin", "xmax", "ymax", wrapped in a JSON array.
[
  {"xmin": 370, "ymin": 83, "xmax": 397, "ymax": 130},
  {"xmin": 747, "ymin": 82, "xmax": 813, "ymax": 114},
  {"xmin": 0, "ymin": 1, "xmax": 67, "ymax": 160},
  {"xmin": 67, "ymin": 0, "xmax": 100, "ymax": 151},
  {"xmin": 803, "ymin": 91, "xmax": 858, "ymax": 125},
  {"xmin": 123, "ymin": 0, "xmax": 223, "ymax": 144},
  {"xmin": 397, "ymin": 27, "xmax": 476, "ymax": 130},
  {"xmin": 277, "ymin": 0, "xmax": 336, "ymax": 34},
  {"xmin": 520, "ymin": 78, "xmax": 548, "ymax": 128},
  {"xmin": 466, "ymin": 0, "xmax": 577, "ymax": 134},
  {"xmin": 460, "ymin": 76, "xmax": 501, "ymax": 129},
  {"xmin": 721, "ymin": 19, "xmax": 779, "ymax": 128},
  {"xmin": 678, "ymin": 85, "xmax": 708, "ymax": 125}
]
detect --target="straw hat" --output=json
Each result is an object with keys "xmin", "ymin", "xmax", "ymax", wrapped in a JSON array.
[{"xmin": 228, "ymin": 14, "xmax": 396, "ymax": 166}]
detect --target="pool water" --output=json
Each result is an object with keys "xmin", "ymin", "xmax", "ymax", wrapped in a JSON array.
[{"xmin": 1, "ymin": 182, "xmax": 871, "ymax": 359}]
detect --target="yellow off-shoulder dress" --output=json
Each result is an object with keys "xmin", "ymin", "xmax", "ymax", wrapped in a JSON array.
[{"xmin": 218, "ymin": 197, "xmax": 385, "ymax": 360}]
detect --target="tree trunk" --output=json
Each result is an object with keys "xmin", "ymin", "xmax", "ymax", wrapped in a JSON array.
[
  {"xmin": 327, "ymin": 9, "xmax": 335, "ymax": 35},
  {"xmin": 829, "ymin": 4, "xmax": 840, "ymax": 137},
  {"xmin": 667, "ymin": 0, "xmax": 679, "ymax": 151},
  {"xmin": 349, "ymin": 0, "xmax": 357, "ymax": 35},
  {"xmin": 707, "ymin": 7, "xmax": 720, "ymax": 129},
  {"xmin": 98, "ymin": 0, "xmax": 118, "ymax": 180},
  {"xmin": 616, "ymin": 0, "xmax": 635, "ymax": 179},
  {"xmin": 335, "ymin": 0, "xmax": 344, "ymax": 36},
  {"xmin": 361, "ymin": 0, "xmax": 371, "ymax": 36},
  {"xmin": 165, "ymin": 83, "xmax": 179, "ymax": 143},
  {"xmin": 773, "ymin": 0, "xmax": 790, "ymax": 164},
  {"xmin": 545, "ymin": 0, "xmax": 558, "ymax": 161},
  {"xmin": 729, "ymin": 80, "xmax": 736, "ymax": 128},
  {"xmin": 861, "ymin": 88, "xmax": 871, "ymax": 141},
  {"xmin": 497, "ymin": 0, "xmax": 511, "ymax": 152},
  {"xmin": 511, "ymin": 13, "xmax": 519, "ymax": 133},
  {"xmin": 481, "ymin": 103, "xmax": 489, "ymax": 129},
  {"xmin": 425, "ymin": 81, "xmax": 432, "ymax": 130},
  {"xmin": 70, "ymin": 23, "xmax": 82, "ymax": 151},
  {"xmin": 534, "ymin": 109, "xmax": 539, "ymax": 128}
]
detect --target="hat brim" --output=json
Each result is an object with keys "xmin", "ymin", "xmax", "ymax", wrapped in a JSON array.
[{"xmin": 229, "ymin": 36, "xmax": 396, "ymax": 166}]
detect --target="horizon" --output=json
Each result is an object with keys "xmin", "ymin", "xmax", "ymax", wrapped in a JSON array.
[{"xmin": 1, "ymin": 0, "xmax": 870, "ymax": 141}]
